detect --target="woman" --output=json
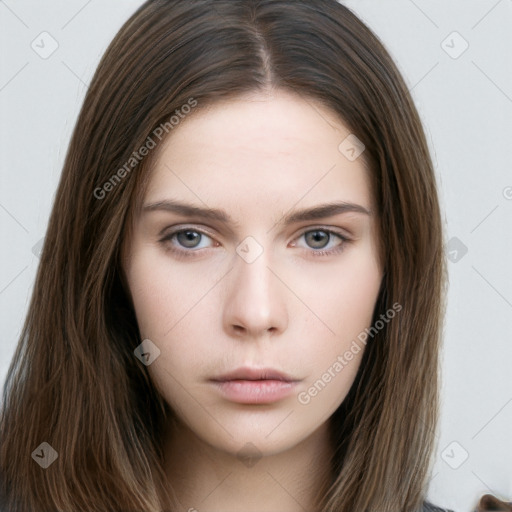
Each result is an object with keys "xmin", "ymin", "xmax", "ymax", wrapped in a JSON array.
[{"xmin": 0, "ymin": 1, "xmax": 453, "ymax": 510}]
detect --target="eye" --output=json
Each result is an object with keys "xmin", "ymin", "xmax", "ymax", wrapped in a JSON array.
[
  {"xmin": 292, "ymin": 228, "xmax": 349, "ymax": 257},
  {"xmin": 159, "ymin": 226, "xmax": 350, "ymax": 259},
  {"xmin": 160, "ymin": 228, "xmax": 215, "ymax": 254}
]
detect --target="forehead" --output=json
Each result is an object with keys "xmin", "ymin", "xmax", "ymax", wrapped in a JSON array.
[{"xmin": 144, "ymin": 90, "xmax": 372, "ymax": 218}]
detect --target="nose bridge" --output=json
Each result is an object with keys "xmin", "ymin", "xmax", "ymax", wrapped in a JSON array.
[{"xmin": 222, "ymin": 235, "xmax": 287, "ymax": 336}]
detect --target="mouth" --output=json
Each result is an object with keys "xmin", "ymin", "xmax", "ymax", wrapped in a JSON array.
[
  {"xmin": 211, "ymin": 366, "xmax": 297, "ymax": 383},
  {"xmin": 209, "ymin": 366, "xmax": 301, "ymax": 404}
]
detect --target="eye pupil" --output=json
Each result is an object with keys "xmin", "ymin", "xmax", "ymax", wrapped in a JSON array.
[{"xmin": 305, "ymin": 230, "xmax": 329, "ymax": 249}]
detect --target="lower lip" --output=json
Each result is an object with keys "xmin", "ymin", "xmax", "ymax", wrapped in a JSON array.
[{"xmin": 211, "ymin": 379, "xmax": 298, "ymax": 404}]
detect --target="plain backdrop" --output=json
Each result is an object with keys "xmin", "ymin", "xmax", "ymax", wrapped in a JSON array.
[{"xmin": 1, "ymin": 1, "xmax": 511, "ymax": 511}]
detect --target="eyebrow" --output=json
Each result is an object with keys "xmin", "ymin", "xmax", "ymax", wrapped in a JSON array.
[{"xmin": 142, "ymin": 199, "xmax": 372, "ymax": 226}]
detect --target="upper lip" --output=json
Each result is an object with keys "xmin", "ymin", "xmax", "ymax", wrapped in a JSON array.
[{"xmin": 211, "ymin": 367, "xmax": 298, "ymax": 382}]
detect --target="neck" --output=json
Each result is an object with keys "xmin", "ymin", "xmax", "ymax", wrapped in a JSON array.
[{"xmin": 162, "ymin": 417, "xmax": 333, "ymax": 512}]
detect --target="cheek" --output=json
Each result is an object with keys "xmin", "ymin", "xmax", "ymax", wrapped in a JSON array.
[
  {"xmin": 292, "ymin": 246, "xmax": 382, "ymax": 392},
  {"xmin": 293, "ymin": 246, "xmax": 382, "ymax": 346},
  {"xmin": 335, "ymin": 253, "xmax": 382, "ymax": 333},
  {"xmin": 124, "ymin": 247, "xmax": 217, "ymax": 391},
  {"xmin": 125, "ymin": 247, "xmax": 205, "ymax": 339}
]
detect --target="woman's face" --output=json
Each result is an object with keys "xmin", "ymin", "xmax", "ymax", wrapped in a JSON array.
[{"xmin": 122, "ymin": 90, "xmax": 382, "ymax": 457}]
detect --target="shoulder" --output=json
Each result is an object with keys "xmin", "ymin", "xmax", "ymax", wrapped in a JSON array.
[{"xmin": 421, "ymin": 501, "xmax": 454, "ymax": 512}]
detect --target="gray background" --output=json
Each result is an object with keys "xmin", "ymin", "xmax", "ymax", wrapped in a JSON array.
[{"xmin": 1, "ymin": 1, "xmax": 511, "ymax": 510}]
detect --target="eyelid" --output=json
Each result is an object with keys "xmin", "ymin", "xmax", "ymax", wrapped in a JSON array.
[
  {"xmin": 295, "ymin": 224, "xmax": 352, "ymax": 239},
  {"xmin": 158, "ymin": 223, "xmax": 217, "ymax": 239}
]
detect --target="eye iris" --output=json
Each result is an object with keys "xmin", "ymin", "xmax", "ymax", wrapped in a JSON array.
[
  {"xmin": 305, "ymin": 230, "xmax": 329, "ymax": 249},
  {"xmin": 177, "ymin": 230, "xmax": 201, "ymax": 248}
]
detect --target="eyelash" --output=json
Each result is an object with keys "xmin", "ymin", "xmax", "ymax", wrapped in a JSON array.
[{"xmin": 158, "ymin": 226, "xmax": 350, "ymax": 259}]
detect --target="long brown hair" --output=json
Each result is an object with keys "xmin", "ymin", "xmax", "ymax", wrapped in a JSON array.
[{"xmin": 0, "ymin": 1, "xmax": 446, "ymax": 510}]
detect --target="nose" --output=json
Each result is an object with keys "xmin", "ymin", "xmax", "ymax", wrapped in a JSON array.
[{"xmin": 222, "ymin": 243, "xmax": 288, "ymax": 340}]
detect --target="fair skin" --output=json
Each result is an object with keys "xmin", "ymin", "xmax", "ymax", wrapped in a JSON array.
[{"xmin": 122, "ymin": 89, "xmax": 383, "ymax": 512}]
